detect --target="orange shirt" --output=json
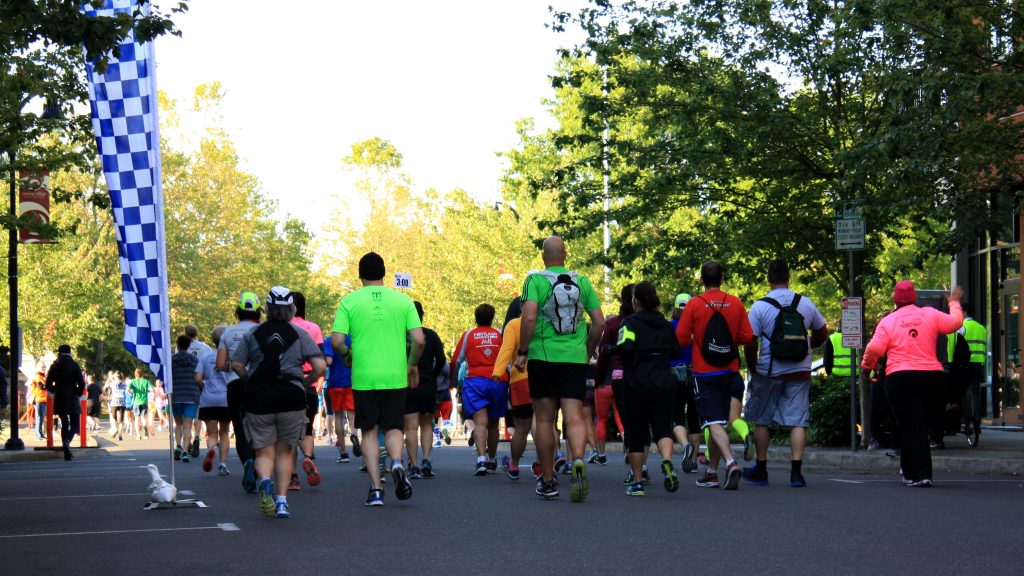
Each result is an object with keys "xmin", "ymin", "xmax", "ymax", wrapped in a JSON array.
[
  {"xmin": 30, "ymin": 376, "xmax": 48, "ymax": 403},
  {"xmin": 675, "ymin": 288, "xmax": 753, "ymax": 374},
  {"xmin": 492, "ymin": 317, "xmax": 528, "ymax": 384}
]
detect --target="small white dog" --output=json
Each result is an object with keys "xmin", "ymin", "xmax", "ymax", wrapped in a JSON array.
[{"xmin": 146, "ymin": 464, "xmax": 177, "ymax": 503}]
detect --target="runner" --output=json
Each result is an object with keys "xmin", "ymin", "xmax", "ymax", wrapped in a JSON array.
[
  {"xmin": 171, "ymin": 336, "xmax": 200, "ymax": 461},
  {"xmin": 494, "ymin": 297, "xmax": 533, "ymax": 481},
  {"xmin": 405, "ymin": 301, "xmax": 446, "ymax": 479},
  {"xmin": 216, "ymin": 291, "xmax": 263, "ymax": 492},
  {"xmin": 106, "ymin": 372, "xmax": 127, "ymax": 440},
  {"xmin": 451, "ymin": 303, "xmax": 504, "ymax": 475},
  {"xmin": 595, "ymin": 285, "xmax": 633, "ymax": 476},
  {"xmin": 675, "ymin": 261, "xmax": 753, "ymax": 490},
  {"xmin": 128, "ymin": 369, "xmax": 152, "ymax": 441},
  {"xmin": 434, "ymin": 365, "xmax": 454, "ymax": 446},
  {"xmin": 331, "ymin": 252, "xmax": 424, "ymax": 506},
  {"xmin": 231, "ymin": 287, "xmax": 326, "ymax": 518},
  {"xmin": 608, "ymin": 282, "xmax": 681, "ymax": 496},
  {"xmin": 324, "ymin": 335, "xmax": 355, "ymax": 462},
  {"xmin": 185, "ymin": 323, "xmax": 212, "ymax": 458},
  {"xmin": 196, "ymin": 325, "xmax": 232, "ymax": 476},
  {"xmin": 515, "ymin": 236, "xmax": 605, "ymax": 501},
  {"xmin": 289, "ymin": 292, "xmax": 324, "ymax": 491},
  {"xmin": 669, "ymin": 293, "xmax": 702, "ymax": 474}
]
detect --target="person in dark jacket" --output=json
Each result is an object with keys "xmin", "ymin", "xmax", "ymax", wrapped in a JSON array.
[
  {"xmin": 610, "ymin": 282, "xmax": 681, "ymax": 497},
  {"xmin": 45, "ymin": 344, "xmax": 86, "ymax": 460}
]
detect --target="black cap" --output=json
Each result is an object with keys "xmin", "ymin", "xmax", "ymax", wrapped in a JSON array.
[
  {"xmin": 358, "ymin": 252, "xmax": 386, "ymax": 281},
  {"xmin": 57, "ymin": 344, "xmax": 72, "ymax": 355}
]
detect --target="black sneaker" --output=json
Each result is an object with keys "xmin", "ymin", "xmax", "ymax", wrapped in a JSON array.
[
  {"xmin": 535, "ymin": 478, "xmax": 559, "ymax": 499},
  {"xmin": 190, "ymin": 436, "xmax": 201, "ymax": 458},
  {"xmin": 474, "ymin": 460, "xmax": 489, "ymax": 476},
  {"xmin": 790, "ymin": 471, "xmax": 807, "ymax": 488},
  {"xmin": 421, "ymin": 458, "xmax": 434, "ymax": 478},
  {"xmin": 350, "ymin": 433, "xmax": 361, "ymax": 458},
  {"xmin": 596, "ymin": 454, "xmax": 608, "ymax": 465},
  {"xmin": 743, "ymin": 465, "xmax": 769, "ymax": 485},
  {"xmin": 337, "ymin": 453, "xmax": 350, "ymax": 463},
  {"xmin": 742, "ymin": 433, "xmax": 753, "ymax": 461},
  {"xmin": 661, "ymin": 458, "xmax": 679, "ymax": 493},
  {"xmin": 486, "ymin": 460, "xmax": 497, "ymax": 474},
  {"xmin": 365, "ymin": 488, "xmax": 384, "ymax": 506},
  {"xmin": 641, "ymin": 465, "xmax": 651, "ymax": 484},
  {"xmin": 174, "ymin": 446, "xmax": 182, "ymax": 461},
  {"xmin": 393, "ymin": 466, "xmax": 413, "ymax": 500},
  {"xmin": 723, "ymin": 462, "xmax": 742, "ymax": 490},
  {"xmin": 408, "ymin": 465, "xmax": 422, "ymax": 480}
]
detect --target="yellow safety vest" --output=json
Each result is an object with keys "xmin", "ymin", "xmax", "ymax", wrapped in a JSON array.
[
  {"xmin": 963, "ymin": 318, "xmax": 987, "ymax": 365},
  {"xmin": 829, "ymin": 332, "xmax": 854, "ymax": 377}
]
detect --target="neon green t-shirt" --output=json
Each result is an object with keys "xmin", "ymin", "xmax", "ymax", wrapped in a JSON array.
[
  {"xmin": 332, "ymin": 285, "xmax": 422, "ymax": 391},
  {"xmin": 128, "ymin": 377, "xmax": 151, "ymax": 407},
  {"xmin": 521, "ymin": 265, "xmax": 601, "ymax": 364}
]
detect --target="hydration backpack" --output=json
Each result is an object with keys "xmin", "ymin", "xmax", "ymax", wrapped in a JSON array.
[
  {"xmin": 759, "ymin": 294, "xmax": 810, "ymax": 366},
  {"xmin": 695, "ymin": 295, "xmax": 738, "ymax": 367},
  {"xmin": 534, "ymin": 270, "xmax": 583, "ymax": 335},
  {"xmin": 244, "ymin": 320, "xmax": 305, "ymax": 414}
]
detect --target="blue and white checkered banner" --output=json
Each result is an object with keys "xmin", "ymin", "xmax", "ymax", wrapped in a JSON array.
[{"xmin": 83, "ymin": 1, "xmax": 172, "ymax": 385}]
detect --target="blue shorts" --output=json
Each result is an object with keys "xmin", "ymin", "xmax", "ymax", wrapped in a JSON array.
[
  {"xmin": 692, "ymin": 372, "xmax": 734, "ymax": 429},
  {"xmin": 462, "ymin": 376, "xmax": 508, "ymax": 420},
  {"xmin": 171, "ymin": 402, "xmax": 198, "ymax": 419},
  {"xmin": 744, "ymin": 374, "xmax": 810, "ymax": 428}
]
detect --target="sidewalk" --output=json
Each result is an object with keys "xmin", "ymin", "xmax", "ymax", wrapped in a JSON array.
[{"xmin": 4, "ymin": 423, "xmax": 1022, "ymax": 475}]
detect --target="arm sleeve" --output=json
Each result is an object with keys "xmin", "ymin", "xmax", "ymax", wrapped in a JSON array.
[{"xmin": 432, "ymin": 335, "xmax": 447, "ymax": 379}]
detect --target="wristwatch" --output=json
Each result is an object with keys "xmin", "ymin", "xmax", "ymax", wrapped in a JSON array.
[{"xmin": 518, "ymin": 348, "xmax": 529, "ymax": 356}]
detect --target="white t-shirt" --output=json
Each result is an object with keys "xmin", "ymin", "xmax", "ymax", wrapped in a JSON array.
[
  {"xmin": 748, "ymin": 287, "xmax": 826, "ymax": 376},
  {"xmin": 218, "ymin": 321, "xmax": 259, "ymax": 383},
  {"xmin": 196, "ymin": 349, "xmax": 229, "ymax": 408},
  {"xmin": 187, "ymin": 339, "xmax": 213, "ymax": 360}
]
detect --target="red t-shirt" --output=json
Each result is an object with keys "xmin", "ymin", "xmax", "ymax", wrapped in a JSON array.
[
  {"xmin": 675, "ymin": 288, "xmax": 753, "ymax": 374},
  {"xmin": 452, "ymin": 326, "xmax": 503, "ymax": 379}
]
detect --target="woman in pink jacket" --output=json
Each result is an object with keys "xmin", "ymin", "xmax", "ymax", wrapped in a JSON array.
[{"xmin": 861, "ymin": 281, "xmax": 963, "ymax": 487}]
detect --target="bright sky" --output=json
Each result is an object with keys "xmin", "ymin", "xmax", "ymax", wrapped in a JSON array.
[{"xmin": 156, "ymin": 0, "xmax": 585, "ymax": 236}]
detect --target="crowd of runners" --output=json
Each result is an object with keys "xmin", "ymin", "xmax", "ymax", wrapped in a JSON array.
[{"xmin": 33, "ymin": 234, "xmax": 966, "ymax": 517}]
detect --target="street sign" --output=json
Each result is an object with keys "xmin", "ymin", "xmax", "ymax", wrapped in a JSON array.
[
  {"xmin": 835, "ymin": 203, "xmax": 865, "ymax": 250},
  {"xmin": 841, "ymin": 296, "xmax": 863, "ymax": 348},
  {"xmin": 394, "ymin": 272, "xmax": 412, "ymax": 289}
]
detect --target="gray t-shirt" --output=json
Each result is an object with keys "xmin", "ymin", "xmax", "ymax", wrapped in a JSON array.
[
  {"xmin": 187, "ymin": 339, "xmax": 213, "ymax": 360},
  {"xmin": 196, "ymin": 349, "xmax": 229, "ymax": 408},
  {"xmin": 748, "ymin": 287, "xmax": 826, "ymax": 376},
  {"xmin": 230, "ymin": 321, "xmax": 322, "ymax": 390},
  {"xmin": 218, "ymin": 321, "xmax": 259, "ymax": 383}
]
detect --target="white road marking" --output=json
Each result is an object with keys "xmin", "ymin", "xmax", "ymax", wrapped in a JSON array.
[
  {"xmin": 0, "ymin": 524, "xmax": 240, "ymax": 539},
  {"xmin": 0, "ymin": 493, "xmax": 148, "ymax": 502},
  {"xmin": 829, "ymin": 479, "xmax": 865, "ymax": 484}
]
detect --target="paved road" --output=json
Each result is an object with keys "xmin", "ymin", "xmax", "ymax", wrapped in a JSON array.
[{"xmin": 0, "ymin": 442, "xmax": 1021, "ymax": 575}]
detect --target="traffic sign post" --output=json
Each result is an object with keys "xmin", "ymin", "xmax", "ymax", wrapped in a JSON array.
[
  {"xmin": 842, "ymin": 296, "xmax": 863, "ymax": 452},
  {"xmin": 835, "ymin": 202, "xmax": 866, "ymax": 251}
]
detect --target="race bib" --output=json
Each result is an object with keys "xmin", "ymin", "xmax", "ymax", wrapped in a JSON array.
[{"xmin": 611, "ymin": 369, "xmax": 624, "ymax": 381}]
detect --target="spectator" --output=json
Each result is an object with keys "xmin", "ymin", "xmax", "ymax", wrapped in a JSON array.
[{"xmin": 45, "ymin": 345, "xmax": 86, "ymax": 460}]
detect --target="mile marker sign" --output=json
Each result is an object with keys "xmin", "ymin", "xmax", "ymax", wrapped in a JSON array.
[{"xmin": 394, "ymin": 272, "xmax": 412, "ymax": 289}]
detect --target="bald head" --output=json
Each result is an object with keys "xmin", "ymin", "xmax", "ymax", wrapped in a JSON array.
[{"xmin": 541, "ymin": 236, "xmax": 567, "ymax": 266}]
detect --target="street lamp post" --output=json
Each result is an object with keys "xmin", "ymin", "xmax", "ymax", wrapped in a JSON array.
[{"xmin": 5, "ymin": 150, "xmax": 22, "ymax": 450}]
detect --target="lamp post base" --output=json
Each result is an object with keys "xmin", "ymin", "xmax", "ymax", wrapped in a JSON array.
[{"xmin": 4, "ymin": 437, "xmax": 25, "ymax": 450}]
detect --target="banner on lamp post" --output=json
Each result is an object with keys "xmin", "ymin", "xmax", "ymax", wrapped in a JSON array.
[{"xmin": 18, "ymin": 169, "xmax": 52, "ymax": 244}]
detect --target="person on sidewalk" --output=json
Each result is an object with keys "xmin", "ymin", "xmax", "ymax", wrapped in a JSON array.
[
  {"xmin": 675, "ymin": 261, "xmax": 753, "ymax": 490},
  {"xmin": 451, "ymin": 303, "xmax": 504, "ymax": 476},
  {"xmin": 861, "ymin": 281, "xmax": 963, "ymax": 488},
  {"xmin": 331, "ymin": 252, "xmax": 424, "ymax": 506},
  {"xmin": 608, "ymin": 282, "xmax": 681, "ymax": 497},
  {"xmin": 515, "ymin": 236, "xmax": 605, "ymax": 502},
  {"xmin": 231, "ymin": 286, "xmax": 326, "ymax": 518},
  {"xmin": 44, "ymin": 345, "xmax": 86, "ymax": 461},
  {"xmin": 743, "ymin": 260, "xmax": 829, "ymax": 487}
]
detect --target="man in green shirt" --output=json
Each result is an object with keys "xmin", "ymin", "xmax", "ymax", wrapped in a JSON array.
[
  {"xmin": 332, "ymin": 252, "xmax": 425, "ymax": 506},
  {"xmin": 515, "ymin": 236, "xmax": 605, "ymax": 501},
  {"xmin": 128, "ymin": 369, "xmax": 152, "ymax": 440}
]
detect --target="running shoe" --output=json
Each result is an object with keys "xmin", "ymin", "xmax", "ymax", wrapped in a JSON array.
[
  {"xmin": 743, "ymin": 465, "xmax": 769, "ymax": 485},
  {"xmin": 174, "ymin": 446, "xmax": 182, "ymax": 461},
  {"xmin": 442, "ymin": 427, "xmax": 451, "ymax": 445},
  {"xmin": 536, "ymin": 478, "xmax": 559, "ymax": 500},
  {"xmin": 338, "ymin": 452, "xmax": 350, "ymax": 463},
  {"xmin": 408, "ymin": 465, "xmax": 422, "ymax": 480},
  {"xmin": 554, "ymin": 451, "xmax": 567, "ymax": 473},
  {"xmin": 467, "ymin": 429, "xmax": 475, "ymax": 447},
  {"xmin": 623, "ymin": 469, "xmax": 635, "ymax": 486},
  {"xmin": 366, "ymin": 487, "xmax": 384, "ymax": 506},
  {"xmin": 696, "ymin": 471, "xmax": 720, "ymax": 488},
  {"xmin": 181, "ymin": 452, "xmax": 191, "ymax": 463},
  {"xmin": 486, "ymin": 461, "xmax": 497, "ymax": 474},
  {"xmin": 596, "ymin": 454, "xmax": 608, "ymax": 465},
  {"xmin": 359, "ymin": 462, "xmax": 367, "ymax": 472},
  {"xmin": 432, "ymin": 437, "xmax": 443, "ymax": 448},
  {"xmin": 275, "ymin": 500, "xmax": 290, "ymax": 518},
  {"xmin": 421, "ymin": 458, "xmax": 434, "ymax": 478},
  {"xmin": 626, "ymin": 481, "xmax": 645, "ymax": 497},
  {"xmin": 474, "ymin": 460, "xmax": 489, "ymax": 476},
  {"xmin": 350, "ymin": 433, "xmax": 361, "ymax": 457},
  {"xmin": 681, "ymin": 443, "xmax": 694, "ymax": 473},
  {"xmin": 302, "ymin": 457, "xmax": 321, "ymax": 487},
  {"xmin": 242, "ymin": 458, "xmax": 257, "ymax": 493},
  {"xmin": 288, "ymin": 473, "xmax": 301, "ymax": 491},
  {"xmin": 569, "ymin": 459, "xmax": 588, "ymax": 503},
  {"xmin": 641, "ymin": 465, "xmax": 651, "ymax": 484},
  {"xmin": 662, "ymin": 458, "xmax": 679, "ymax": 493},
  {"xmin": 587, "ymin": 450, "xmax": 600, "ymax": 464},
  {"xmin": 500, "ymin": 455, "xmax": 520, "ymax": 480},
  {"xmin": 190, "ymin": 436, "xmax": 201, "ymax": 458},
  {"xmin": 393, "ymin": 466, "xmax": 413, "ymax": 500},
  {"xmin": 743, "ymin": 433, "xmax": 753, "ymax": 461},
  {"xmin": 723, "ymin": 462, "xmax": 742, "ymax": 490},
  {"xmin": 202, "ymin": 448, "xmax": 216, "ymax": 473},
  {"xmin": 218, "ymin": 463, "xmax": 230, "ymax": 476},
  {"xmin": 790, "ymin": 471, "xmax": 806, "ymax": 488},
  {"xmin": 258, "ymin": 479, "xmax": 275, "ymax": 517},
  {"xmin": 905, "ymin": 478, "xmax": 932, "ymax": 488},
  {"xmin": 531, "ymin": 461, "xmax": 542, "ymax": 480}
]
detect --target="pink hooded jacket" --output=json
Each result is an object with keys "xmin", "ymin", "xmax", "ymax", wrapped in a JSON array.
[{"xmin": 861, "ymin": 301, "xmax": 963, "ymax": 375}]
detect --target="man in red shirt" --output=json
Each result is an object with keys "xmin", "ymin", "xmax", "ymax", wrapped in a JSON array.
[
  {"xmin": 675, "ymin": 261, "xmax": 754, "ymax": 490},
  {"xmin": 452, "ymin": 304, "xmax": 504, "ymax": 475}
]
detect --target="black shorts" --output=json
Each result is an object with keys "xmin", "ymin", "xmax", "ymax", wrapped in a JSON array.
[
  {"xmin": 527, "ymin": 360, "xmax": 586, "ymax": 401},
  {"xmin": 354, "ymin": 388, "xmax": 407, "ymax": 432},
  {"xmin": 510, "ymin": 403, "xmax": 534, "ymax": 420},
  {"xmin": 730, "ymin": 372, "xmax": 745, "ymax": 401},
  {"xmin": 693, "ymin": 372, "xmax": 734, "ymax": 429},
  {"xmin": 88, "ymin": 403, "xmax": 101, "ymax": 418},
  {"xmin": 305, "ymin": 386, "xmax": 318, "ymax": 436},
  {"xmin": 670, "ymin": 367, "xmax": 700, "ymax": 432},
  {"xmin": 198, "ymin": 406, "xmax": 231, "ymax": 423},
  {"xmin": 404, "ymin": 388, "xmax": 437, "ymax": 415}
]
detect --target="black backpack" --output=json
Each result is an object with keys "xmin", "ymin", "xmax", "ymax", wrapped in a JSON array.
[
  {"xmin": 244, "ymin": 320, "xmax": 306, "ymax": 414},
  {"xmin": 695, "ymin": 295, "xmax": 738, "ymax": 367},
  {"xmin": 759, "ymin": 294, "xmax": 810, "ymax": 372}
]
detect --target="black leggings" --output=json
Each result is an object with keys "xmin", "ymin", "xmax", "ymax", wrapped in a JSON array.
[
  {"xmin": 227, "ymin": 380, "xmax": 254, "ymax": 463},
  {"xmin": 55, "ymin": 413, "xmax": 79, "ymax": 447},
  {"xmin": 622, "ymin": 388, "xmax": 674, "ymax": 453},
  {"xmin": 885, "ymin": 371, "xmax": 941, "ymax": 482}
]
